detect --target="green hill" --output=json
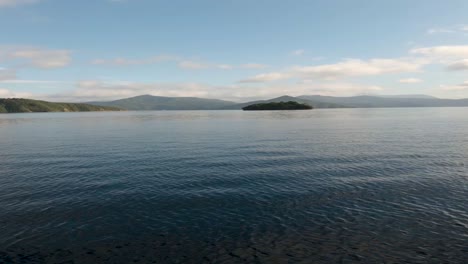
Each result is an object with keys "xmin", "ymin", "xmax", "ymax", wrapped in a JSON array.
[
  {"xmin": 0, "ymin": 98, "xmax": 122, "ymax": 113},
  {"xmin": 243, "ymin": 101, "xmax": 313, "ymax": 110}
]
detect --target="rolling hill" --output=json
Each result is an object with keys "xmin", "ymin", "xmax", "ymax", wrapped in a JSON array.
[
  {"xmin": 86, "ymin": 94, "xmax": 468, "ymax": 110},
  {"xmin": 4, "ymin": 94, "xmax": 463, "ymax": 113},
  {"xmin": 0, "ymin": 98, "xmax": 122, "ymax": 113},
  {"xmin": 88, "ymin": 95, "xmax": 236, "ymax": 110}
]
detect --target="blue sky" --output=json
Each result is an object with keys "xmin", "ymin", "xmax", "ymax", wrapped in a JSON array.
[{"xmin": 1, "ymin": 0, "xmax": 468, "ymax": 101}]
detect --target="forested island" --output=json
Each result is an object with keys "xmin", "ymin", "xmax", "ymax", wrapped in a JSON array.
[
  {"xmin": 242, "ymin": 101, "xmax": 313, "ymax": 111},
  {"xmin": 0, "ymin": 98, "xmax": 122, "ymax": 113}
]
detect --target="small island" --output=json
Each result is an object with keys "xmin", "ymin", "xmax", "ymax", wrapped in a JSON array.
[
  {"xmin": 0, "ymin": 98, "xmax": 122, "ymax": 113},
  {"xmin": 242, "ymin": 101, "xmax": 313, "ymax": 111}
]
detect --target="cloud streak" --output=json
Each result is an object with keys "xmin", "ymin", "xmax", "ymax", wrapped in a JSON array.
[
  {"xmin": 0, "ymin": 88, "xmax": 32, "ymax": 98},
  {"xmin": 240, "ymin": 72, "xmax": 291, "ymax": 83},
  {"xmin": 291, "ymin": 49, "xmax": 305, "ymax": 56},
  {"xmin": 411, "ymin": 45, "xmax": 468, "ymax": 71},
  {"xmin": 1, "ymin": 47, "xmax": 72, "ymax": 69},
  {"xmin": 240, "ymin": 58, "xmax": 426, "ymax": 83},
  {"xmin": 440, "ymin": 81, "xmax": 468, "ymax": 91},
  {"xmin": 91, "ymin": 54, "xmax": 268, "ymax": 71},
  {"xmin": 399, "ymin": 78, "xmax": 423, "ymax": 84},
  {"xmin": 446, "ymin": 59, "xmax": 468, "ymax": 71},
  {"xmin": 426, "ymin": 25, "xmax": 468, "ymax": 35},
  {"xmin": 32, "ymin": 79, "xmax": 386, "ymax": 102},
  {"xmin": 178, "ymin": 60, "xmax": 210, "ymax": 70},
  {"xmin": 411, "ymin": 45, "xmax": 468, "ymax": 58},
  {"xmin": 240, "ymin": 63, "xmax": 269, "ymax": 69},
  {"xmin": 292, "ymin": 59, "xmax": 424, "ymax": 79},
  {"xmin": 92, "ymin": 55, "xmax": 179, "ymax": 66},
  {"xmin": 0, "ymin": 68, "xmax": 16, "ymax": 81}
]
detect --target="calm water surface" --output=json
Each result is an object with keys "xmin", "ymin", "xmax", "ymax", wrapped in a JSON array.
[{"xmin": 0, "ymin": 108, "xmax": 467, "ymax": 263}]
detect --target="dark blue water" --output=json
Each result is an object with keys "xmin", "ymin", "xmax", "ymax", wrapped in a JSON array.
[{"xmin": 0, "ymin": 109, "xmax": 467, "ymax": 263}]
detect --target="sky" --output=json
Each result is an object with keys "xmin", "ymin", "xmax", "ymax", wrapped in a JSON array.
[{"xmin": 1, "ymin": 0, "xmax": 468, "ymax": 102}]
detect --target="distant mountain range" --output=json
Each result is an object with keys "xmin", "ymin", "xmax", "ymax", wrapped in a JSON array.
[
  {"xmin": 88, "ymin": 95, "xmax": 235, "ymax": 110},
  {"xmin": 3, "ymin": 94, "xmax": 468, "ymax": 113},
  {"xmin": 0, "ymin": 98, "xmax": 121, "ymax": 113},
  {"xmin": 87, "ymin": 94, "xmax": 468, "ymax": 110},
  {"xmin": 297, "ymin": 95, "xmax": 468, "ymax": 108},
  {"xmin": 373, "ymin": 94, "xmax": 437, "ymax": 99},
  {"xmin": 88, "ymin": 95, "xmax": 348, "ymax": 110}
]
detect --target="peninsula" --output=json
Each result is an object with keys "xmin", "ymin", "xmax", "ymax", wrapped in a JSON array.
[
  {"xmin": 0, "ymin": 98, "xmax": 122, "ymax": 113},
  {"xmin": 242, "ymin": 101, "xmax": 313, "ymax": 111}
]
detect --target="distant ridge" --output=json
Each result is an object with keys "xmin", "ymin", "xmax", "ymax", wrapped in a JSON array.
[
  {"xmin": 5, "ymin": 94, "xmax": 464, "ymax": 112},
  {"xmin": 87, "ymin": 94, "xmax": 468, "ymax": 110},
  {"xmin": 374, "ymin": 94, "xmax": 438, "ymax": 99},
  {"xmin": 88, "ymin": 95, "xmax": 236, "ymax": 110},
  {"xmin": 0, "ymin": 98, "xmax": 121, "ymax": 113},
  {"xmin": 297, "ymin": 95, "xmax": 468, "ymax": 108}
]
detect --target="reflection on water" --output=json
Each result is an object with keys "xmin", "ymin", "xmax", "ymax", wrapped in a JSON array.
[{"xmin": 0, "ymin": 109, "xmax": 467, "ymax": 263}]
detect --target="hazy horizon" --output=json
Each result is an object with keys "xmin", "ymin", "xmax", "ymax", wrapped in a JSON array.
[
  {"xmin": 2, "ymin": 0, "xmax": 468, "ymax": 102},
  {"xmin": 0, "ymin": 93, "xmax": 451, "ymax": 104}
]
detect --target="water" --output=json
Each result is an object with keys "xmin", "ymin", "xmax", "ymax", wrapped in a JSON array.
[{"xmin": 0, "ymin": 108, "xmax": 467, "ymax": 263}]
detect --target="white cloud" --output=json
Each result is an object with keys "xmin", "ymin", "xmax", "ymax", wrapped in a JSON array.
[
  {"xmin": 92, "ymin": 55, "xmax": 179, "ymax": 66},
  {"xmin": 297, "ymin": 80, "xmax": 384, "ymax": 95},
  {"xmin": 0, "ymin": 88, "xmax": 32, "ymax": 98},
  {"xmin": 426, "ymin": 28, "xmax": 455, "ymax": 35},
  {"xmin": 241, "ymin": 63, "xmax": 269, "ymax": 69},
  {"xmin": 440, "ymin": 81, "xmax": 468, "ymax": 91},
  {"xmin": 216, "ymin": 64, "xmax": 234, "ymax": 70},
  {"xmin": 399, "ymin": 78, "xmax": 423, "ymax": 84},
  {"xmin": 426, "ymin": 25, "xmax": 468, "ymax": 35},
  {"xmin": 34, "ymin": 79, "xmax": 385, "ymax": 102},
  {"xmin": 178, "ymin": 60, "xmax": 209, "ymax": 70},
  {"xmin": 0, "ymin": 0, "xmax": 38, "ymax": 7},
  {"xmin": 92, "ymin": 56, "xmax": 237, "ymax": 70},
  {"xmin": 239, "ymin": 72, "xmax": 291, "ymax": 83},
  {"xmin": 411, "ymin": 45, "xmax": 468, "ymax": 58},
  {"xmin": 0, "ymin": 79, "xmax": 63, "ymax": 84},
  {"xmin": 446, "ymin": 59, "xmax": 468, "ymax": 71},
  {"xmin": 411, "ymin": 45, "xmax": 468, "ymax": 70},
  {"xmin": 91, "ymin": 56, "xmax": 267, "ymax": 71},
  {"xmin": 1, "ymin": 47, "xmax": 72, "ymax": 69},
  {"xmin": 47, "ymin": 81, "xmax": 226, "ymax": 101},
  {"xmin": 178, "ymin": 60, "xmax": 234, "ymax": 70},
  {"xmin": 291, "ymin": 49, "xmax": 305, "ymax": 56},
  {"xmin": 292, "ymin": 58, "xmax": 424, "ymax": 79},
  {"xmin": 240, "ymin": 58, "xmax": 426, "ymax": 83}
]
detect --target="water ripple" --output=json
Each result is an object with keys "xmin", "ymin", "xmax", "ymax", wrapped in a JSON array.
[{"xmin": 0, "ymin": 109, "xmax": 467, "ymax": 263}]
